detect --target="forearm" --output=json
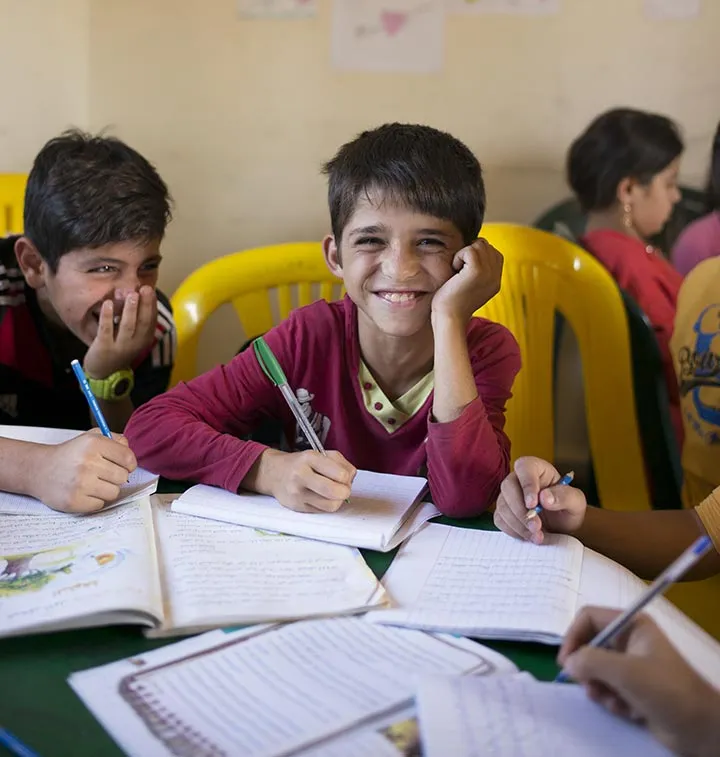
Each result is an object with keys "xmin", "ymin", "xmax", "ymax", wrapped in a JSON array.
[
  {"xmin": 431, "ymin": 314, "xmax": 477, "ymax": 423},
  {"xmin": 576, "ymin": 507, "xmax": 720, "ymax": 580},
  {"xmin": 96, "ymin": 397, "xmax": 135, "ymax": 433},
  {"xmin": 0, "ymin": 438, "xmax": 46, "ymax": 497},
  {"xmin": 426, "ymin": 399, "xmax": 509, "ymax": 517}
]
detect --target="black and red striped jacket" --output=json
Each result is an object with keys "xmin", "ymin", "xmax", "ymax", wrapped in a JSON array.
[{"xmin": 0, "ymin": 236, "xmax": 176, "ymax": 429}]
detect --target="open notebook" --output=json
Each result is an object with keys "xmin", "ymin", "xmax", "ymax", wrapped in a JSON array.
[
  {"xmin": 366, "ymin": 523, "xmax": 720, "ymax": 688},
  {"xmin": 0, "ymin": 496, "xmax": 385, "ymax": 638},
  {"xmin": 417, "ymin": 675, "xmax": 673, "ymax": 757},
  {"xmin": 69, "ymin": 618, "xmax": 516, "ymax": 757},
  {"xmin": 171, "ymin": 470, "xmax": 438, "ymax": 551},
  {"xmin": 0, "ymin": 425, "xmax": 158, "ymax": 514}
]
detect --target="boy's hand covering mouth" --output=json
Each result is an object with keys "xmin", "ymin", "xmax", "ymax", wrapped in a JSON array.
[{"xmin": 83, "ymin": 286, "xmax": 158, "ymax": 379}]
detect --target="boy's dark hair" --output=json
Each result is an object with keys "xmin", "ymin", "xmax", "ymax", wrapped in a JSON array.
[
  {"xmin": 704, "ymin": 120, "xmax": 720, "ymax": 212},
  {"xmin": 322, "ymin": 123, "xmax": 485, "ymax": 245},
  {"xmin": 567, "ymin": 108, "xmax": 683, "ymax": 212},
  {"xmin": 24, "ymin": 129, "xmax": 172, "ymax": 271}
]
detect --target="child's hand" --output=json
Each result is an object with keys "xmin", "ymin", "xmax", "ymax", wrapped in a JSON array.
[
  {"xmin": 30, "ymin": 430, "xmax": 137, "ymax": 513},
  {"xmin": 494, "ymin": 456, "xmax": 587, "ymax": 544},
  {"xmin": 559, "ymin": 606, "xmax": 720, "ymax": 756},
  {"xmin": 83, "ymin": 286, "xmax": 158, "ymax": 379},
  {"xmin": 431, "ymin": 239, "xmax": 503, "ymax": 323},
  {"xmin": 265, "ymin": 449, "xmax": 356, "ymax": 513}
]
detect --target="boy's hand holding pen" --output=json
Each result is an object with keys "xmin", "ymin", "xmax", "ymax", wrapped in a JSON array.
[{"xmin": 248, "ymin": 338, "xmax": 356, "ymax": 513}]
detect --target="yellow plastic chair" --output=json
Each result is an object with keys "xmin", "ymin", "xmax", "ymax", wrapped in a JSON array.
[
  {"xmin": 0, "ymin": 174, "xmax": 27, "ymax": 235},
  {"xmin": 476, "ymin": 223, "xmax": 650, "ymax": 514},
  {"xmin": 170, "ymin": 242, "xmax": 343, "ymax": 385}
]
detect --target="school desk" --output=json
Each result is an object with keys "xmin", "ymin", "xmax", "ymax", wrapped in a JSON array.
[{"xmin": 0, "ymin": 485, "xmax": 559, "ymax": 757}]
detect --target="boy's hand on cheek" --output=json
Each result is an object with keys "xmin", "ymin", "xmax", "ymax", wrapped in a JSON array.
[
  {"xmin": 431, "ymin": 239, "xmax": 503, "ymax": 323},
  {"xmin": 261, "ymin": 449, "xmax": 356, "ymax": 514},
  {"xmin": 84, "ymin": 286, "xmax": 158, "ymax": 379}
]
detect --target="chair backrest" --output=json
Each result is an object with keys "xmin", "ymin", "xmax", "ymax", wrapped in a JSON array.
[
  {"xmin": 619, "ymin": 290, "xmax": 683, "ymax": 509},
  {"xmin": 477, "ymin": 223, "xmax": 651, "ymax": 512},
  {"xmin": 534, "ymin": 186, "xmax": 708, "ymax": 254},
  {"xmin": 170, "ymin": 242, "xmax": 343, "ymax": 384},
  {"xmin": 0, "ymin": 174, "xmax": 27, "ymax": 236}
]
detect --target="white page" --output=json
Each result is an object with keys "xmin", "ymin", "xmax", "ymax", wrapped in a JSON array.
[
  {"xmin": 70, "ymin": 631, "xmax": 515, "ymax": 757},
  {"xmin": 417, "ymin": 675, "xmax": 673, "ymax": 757},
  {"xmin": 0, "ymin": 425, "xmax": 158, "ymax": 515},
  {"xmin": 171, "ymin": 469, "xmax": 431, "ymax": 551},
  {"xmin": 0, "ymin": 499, "xmax": 163, "ymax": 636},
  {"xmin": 68, "ymin": 626, "xmax": 275, "ymax": 757},
  {"xmin": 579, "ymin": 548, "xmax": 720, "ymax": 689},
  {"xmin": 114, "ymin": 618, "xmax": 495, "ymax": 757},
  {"xmin": 366, "ymin": 524, "xmax": 583, "ymax": 642},
  {"xmin": 151, "ymin": 502, "xmax": 386, "ymax": 632}
]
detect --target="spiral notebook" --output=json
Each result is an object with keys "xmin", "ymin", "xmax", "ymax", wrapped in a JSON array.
[{"xmin": 110, "ymin": 618, "xmax": 501, "ymax": 757}]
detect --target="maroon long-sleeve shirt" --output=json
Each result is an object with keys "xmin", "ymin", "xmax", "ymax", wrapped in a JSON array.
[{"xmin": 125, "ymin": 297, "xmax": 521, "ymax": 517}]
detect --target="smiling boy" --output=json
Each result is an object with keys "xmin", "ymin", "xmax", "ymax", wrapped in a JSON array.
[
  {"xmin": 125, "ymin": 123, "xmax": 521, "ymax": 517},
  {"xmin": 0, "ymin": 129, "xmax": 175, "ymax": 512}
]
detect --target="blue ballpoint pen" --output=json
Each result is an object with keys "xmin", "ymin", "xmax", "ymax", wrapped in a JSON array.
[
  {"xmin": 555, "ymin": 534, "xmax": 714, "ymax": 683},
  {"xmin": 526, "ymin": 471, "xmax": 575, "ymax": 520},
  {"xmin": 70, "ymin": 359, "xmax": 113, "ymax": 438},
  {"xmin": 0, "ymin": 726, "xmax": 42, "ymax": 757}
]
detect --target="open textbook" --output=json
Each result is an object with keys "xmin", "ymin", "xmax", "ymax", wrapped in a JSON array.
[
  {"xmin": 366, "ymin": 524, "xmax": 720, "ymax": 688},
  {"xmin": 68, "ymin": 618, "xmax": 518, "ymax": 757},
  {"xmin": 0, "ymin": 496, "xmax": 386, "ymax": 638},
  {"xmin": 0, "ymin": 425, "xmax": 158, "ymax": 515},
  {"xmin": 171, "ymin": 470, "xmax": 438, "ymax": 551},
  {"xmin": 417, "ymin": 675, "xmax": 673, "ymax": 757}
]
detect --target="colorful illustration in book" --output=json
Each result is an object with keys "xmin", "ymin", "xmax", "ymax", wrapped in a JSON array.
[{"xmin": 0, "ymin": 545, "xmax": 129, "ymax": 596}]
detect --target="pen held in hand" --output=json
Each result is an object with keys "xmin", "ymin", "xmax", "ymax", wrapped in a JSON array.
[
  {"xmin": 526, "ymin": 471, "xmax": 574, "ymax": 520},
  {"xmin": 555, "ymin": 534, "xmax": 714, "ymax": 683},
  {"xmin": 252, "ymin": 338, "xmax": 350, "ymax": 504},
  {"xmin": 70, "ymin": 360, "xmax": 112, "ymax": 438}
]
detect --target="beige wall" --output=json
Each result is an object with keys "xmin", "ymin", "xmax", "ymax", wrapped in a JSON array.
[
  {"xmin": 0, "ymin": 0, "xmax": 89, "ymax": 169},
  {"xmin": 3, "ymin": 0, "xmax": 720, "ymax": 369}
]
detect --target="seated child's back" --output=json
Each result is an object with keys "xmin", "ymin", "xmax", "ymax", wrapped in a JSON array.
[
  {"xmin": 126, "ymin": 123, "xmax": 521, "ymax": 518},
  {"xmin": 671, "ymin": 256, "xmax": 720, "ymax": 506}
]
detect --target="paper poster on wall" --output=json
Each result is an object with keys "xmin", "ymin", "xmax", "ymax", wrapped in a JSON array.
[
  {"xmin": 643, "ymin": 0, "xmax": 700, "ymax": 19},
  {"xmin": 331, "ymin": 0, "xmax": 444, "ymax": 73},
  {"xmin": 238, "ymin": 0, "xmax": 316, "ymax": 18},
  {"xmin": 446, "ymin": 0, "xmax": 559, "ymax": 14}
]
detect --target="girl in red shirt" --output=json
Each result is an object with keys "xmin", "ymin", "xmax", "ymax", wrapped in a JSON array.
[{"xmin": 567, "ymin": 108, "xmax": 684, "ymax": 445}]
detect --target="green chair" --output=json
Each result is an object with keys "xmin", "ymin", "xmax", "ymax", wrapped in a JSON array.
[
  {"xmin": 534, "ymin": 186, "xmax": 708, "ymax": 255},
  {"xmin": 619, "ymin": 290, "xmax": 683, "ymax": 509}
]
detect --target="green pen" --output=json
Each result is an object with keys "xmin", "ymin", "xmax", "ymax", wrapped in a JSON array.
[
  {"xmin": 253, "ymin": 337, "xmax": 351, "ymax": 505},
  {"xmin": 253, "ymin": 336, "xmax": 328, "ymax": 456}
]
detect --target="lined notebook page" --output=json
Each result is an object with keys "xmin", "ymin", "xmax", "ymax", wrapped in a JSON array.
[
  {"xmin": 171, "ymin": 470, "xmax": 432, "ymax": 551},
  {"xmin": 366, "ymin": 524, "xmax": 583, "ymax": 642},
  {"xmin": 117, "ymin": 618, "xmax": 494, "ymax": 757},
  {"xmin": 417, "ymin": 675, "xmax": 673, "ymax": 757},
  {"xmin": 152, "ymin": 503, "xmax": 386, "ymax": 631},
  {"xmin": 579, "ymin": 548, "xmax": 720, "ymax": 689}
]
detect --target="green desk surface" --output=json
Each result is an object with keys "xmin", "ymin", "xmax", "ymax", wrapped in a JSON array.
[{"xmin": 0, "ymin": 485, "xmax": 560, "ymax": 757}]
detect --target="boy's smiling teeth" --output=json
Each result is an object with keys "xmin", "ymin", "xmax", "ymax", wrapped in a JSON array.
[{"xmin": 379, "ymin": 292, "xmax": 420, "ymax": 303}]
